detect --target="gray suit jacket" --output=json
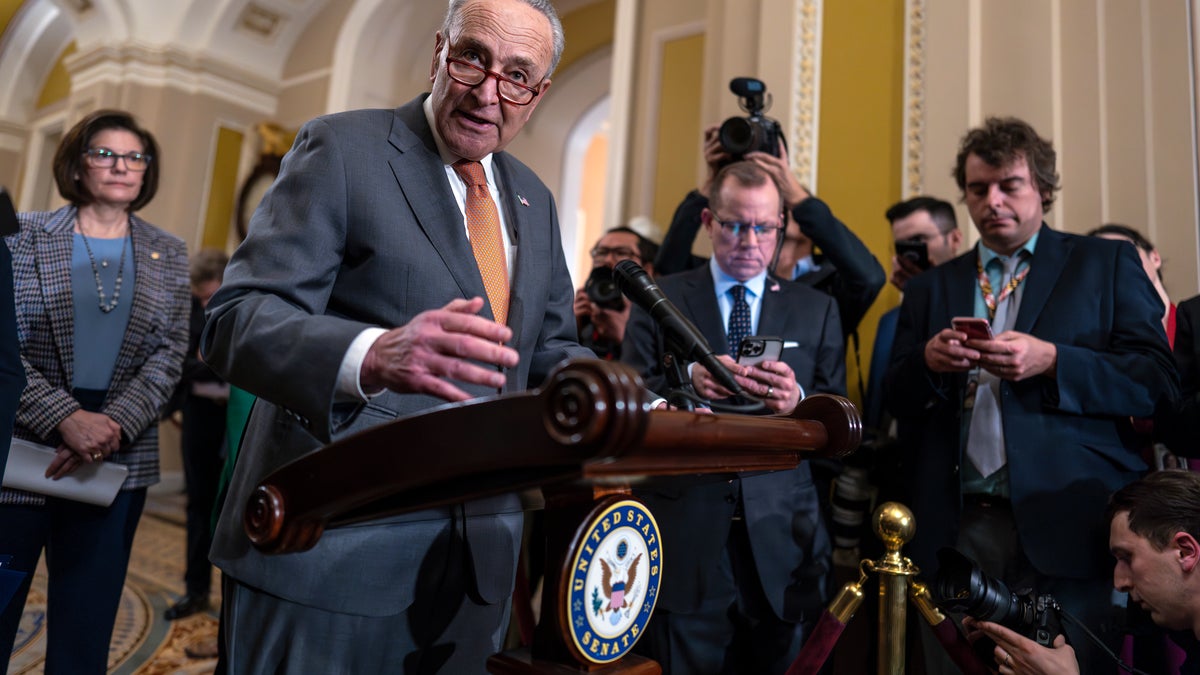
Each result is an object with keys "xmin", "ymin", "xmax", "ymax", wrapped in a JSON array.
[
  {"xmin": 620, "ymin": 265, "xmax": 843, "ymax": 622},
  {"xmin": 203, "ymin": 96, "xmax": 591, "ymax": 616}
]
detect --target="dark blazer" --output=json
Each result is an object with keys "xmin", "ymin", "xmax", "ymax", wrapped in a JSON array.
[
  {"xmin": 1159, "ymin": 294, "xmax": 1200, "ymax": 455},
  {"xmin": 0, "ymin": 240, "xmax": 24, "ymax": 485},
  {"xmin": 203, "ymin": 96, "xmax": 592, "ymax": 616},
  {"xmin": 3, "ymin": 206, "xmax": 189, "ymax": 504},
  {"xmin": 621, "ymin": 264, "xmax": 844, "ymax": 622},
  {"xmin": 884, "ymin": 226, "xmax": 1179, "ymax": 578}
]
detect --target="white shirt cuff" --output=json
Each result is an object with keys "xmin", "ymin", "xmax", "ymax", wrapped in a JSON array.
[{"xmin": 337, "ymin": 327, "xmax": 389, "ymax": 402}]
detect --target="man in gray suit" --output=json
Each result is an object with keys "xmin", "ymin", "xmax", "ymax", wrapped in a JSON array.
[{"xmin": 201, "ymin": 0, "xmax": 590, "ymax": 672}]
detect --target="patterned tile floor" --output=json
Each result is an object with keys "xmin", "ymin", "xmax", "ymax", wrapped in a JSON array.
[{"xmin": 6, "ymin": 489, "xmax": 221, "ymax": 674}]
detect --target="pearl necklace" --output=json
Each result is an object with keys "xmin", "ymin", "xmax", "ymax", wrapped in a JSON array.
[{"xmin": 78, "ymin": 225, "xmax": 129, "ymax": 314}]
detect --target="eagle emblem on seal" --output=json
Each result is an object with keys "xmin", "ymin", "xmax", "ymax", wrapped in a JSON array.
[{"xmin": 592, "ymin": 539, "xmax": 642, "ymax": 625}]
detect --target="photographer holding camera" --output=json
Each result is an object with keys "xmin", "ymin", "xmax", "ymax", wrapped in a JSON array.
[
  {"xmin": 574, "ymin": 225, "xmax": 658, "ymax": 360},
  {"xmin": 960, "ymin": 471, "xmax": 1200, "ymax": 674},
  {"xmin": 654, "ymin": 78, "xmax": 884, "ymax": 345}
]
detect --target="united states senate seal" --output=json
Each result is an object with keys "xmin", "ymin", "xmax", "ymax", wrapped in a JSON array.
[{"xmin": 563, "ymin": 497, "xmax": 662, "ymax": 664}]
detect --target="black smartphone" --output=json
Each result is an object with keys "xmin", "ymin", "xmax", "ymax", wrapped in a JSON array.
[
  {"xmin": 895, "ymin": 238, "xmax": 930, "ymax": 271},
  {"xmin": 0, "ymin": 189, "xmax": 17, "ymax": 237},
  {"xmin": 737, "ymin": 336, "xmax": 783, "ymax": 367}
]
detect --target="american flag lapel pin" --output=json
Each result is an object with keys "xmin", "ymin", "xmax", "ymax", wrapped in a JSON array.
[{"xmin": 518, "ymin": 195, "xmax": 530, "ymax": 207}]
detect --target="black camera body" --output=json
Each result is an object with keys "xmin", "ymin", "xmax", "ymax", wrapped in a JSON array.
[
  {"xmin": 934, "ymin": 548, "xmax": 1066, "ymax": 649},
  {"xmin": 895, "ymin": 238, "xmax": 931, "ymax": 271},
  {"xmin": 718, "ymin": 77, "xmax": 784, "ymax": 161},
  {"xmin": 584, "ymin": 266, "xmax": 626, "ymax": 311}
]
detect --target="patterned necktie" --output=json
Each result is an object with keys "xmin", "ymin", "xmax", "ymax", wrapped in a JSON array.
[
  {"xmin": 965, "ymin": 253, "xmax": 1025, "ymax": 478},
  {"xmin": 452, "ymin": 160, "xmax": 509, "ymax": 325},
  {"xmin": 727, "ymin": 285, "xmax": 752, "ymax": 353}
]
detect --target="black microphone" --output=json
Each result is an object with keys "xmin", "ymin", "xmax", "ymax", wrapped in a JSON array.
[{"xmin": 613, "ymin": 260, "xmax": 744, "ymax": 396}]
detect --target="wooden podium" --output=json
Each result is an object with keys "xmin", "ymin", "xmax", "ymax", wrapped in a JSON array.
[{"xmin": 242, "ymin": 359, "xmax": 861, "ymax": 673}]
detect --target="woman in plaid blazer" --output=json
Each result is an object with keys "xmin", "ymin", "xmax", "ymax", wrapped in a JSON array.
[{"xmin": 0, "ymin": 110, "xmax": 189, "ymax": 673}]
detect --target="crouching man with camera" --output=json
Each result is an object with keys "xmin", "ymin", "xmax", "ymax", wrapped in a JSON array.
[
  {"xmin": 966, "ymin": 471, "xmax": 1200, "ymax": 674},
  {"xmin": 574, "ymin": 226, "xmax": 658, "ymax": 360}
]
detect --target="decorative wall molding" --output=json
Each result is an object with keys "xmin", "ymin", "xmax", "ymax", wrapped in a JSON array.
[
  {"xmin": 0, "ymin": 119, "xmax": 26, "ymax": 152},
  {"xmin": 16, "ymin": 110, "xmax": 66, "ymax": 212},
  {"xmin": 237, "ymin": 3, "xmax": 285, "ymax": 41},
  {"xmin": 66, "ymin": 44, "xmax": 279, "ymax": 115},
  {"xmin": 638, "ymin": 20, "xmax": 705, "ymax": 218},
  {"xmin": 0, "ymin": 1, "xmax": 73, "ymax": 120},
  {"xmin": 788, "ymin": 0, "xmax": 821, "ymax": 190},
  {"xmin": 902, "ymin": 0, "xmax": 927, "ymax": 197},
  {"xmin": 62, "ymin": 0, "xmax": 93, "ymax": 15}
]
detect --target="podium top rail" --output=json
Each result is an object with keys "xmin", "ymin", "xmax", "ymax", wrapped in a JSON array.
[{"xmin": 242, "ymin": 358, "xmax": 862, "ymax": 554}]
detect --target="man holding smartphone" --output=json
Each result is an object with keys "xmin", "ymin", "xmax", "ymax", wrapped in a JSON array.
[
  {"xmin": 887, "ymin": 196, "xmax": 963, "ymax": 292},
  {"xmin": 622, "ymin": 160, "xmax": 845, "ymax": 674},
  {"xmin": 884, "ymin": 117, "xmax": 1178, "ymax": 674},
  {"xmin": 866, "ymin": 196, "xmax": 962, "ymax": 433},
  {"xmin": 653, "ymin": 125, "xmax": 884, "ymax": 344}
]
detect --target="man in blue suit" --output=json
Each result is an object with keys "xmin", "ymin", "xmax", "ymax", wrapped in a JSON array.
[
  {"xmin": 202, "ymin": 1, "xmax": 592, "ymax": 672},
  {"xmin": 623, "ymin": 160, "xmax": 843, "ymax": 674},
  {"xmin": 885, "ymin": 117, "xmax": 1178, "ymax": 674}
]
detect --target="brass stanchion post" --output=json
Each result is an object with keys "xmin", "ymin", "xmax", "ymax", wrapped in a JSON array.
[
  {"xmin": 787, "ymin": 502, "xmax": 947, "ymax": 675},
  {"xmin": 863, "ymin": 502, "xmax": 919, "ymax": 675}
]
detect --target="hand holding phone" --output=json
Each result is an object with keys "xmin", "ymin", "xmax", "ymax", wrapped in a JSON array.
[
  {"xmin": 737, "ymin": 336, "xmax": 783, "ymax": 367},
  {"xmin": 952, "ymin": 317, "xmax": 993, "ymax": 341}
]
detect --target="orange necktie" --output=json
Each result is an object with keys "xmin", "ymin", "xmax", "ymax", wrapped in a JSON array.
[{"xmin": 452, "ymin": 160, "xmax": 509, "ymax": 325}]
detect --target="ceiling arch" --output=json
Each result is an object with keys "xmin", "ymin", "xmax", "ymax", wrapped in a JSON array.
[
  {"xmin": 327, "ymin": 0, "xmax": 440, "ymax": 113},
  {"xmin": 0, "ymin": 0, "xmax": 71, "ymax": 120}
]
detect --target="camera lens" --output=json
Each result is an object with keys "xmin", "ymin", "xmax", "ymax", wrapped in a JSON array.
[
  {"xmin": 719, "ymin": 117, "xmax": 756, "ymax": 156},
  {"xmin": 933, "ymin": 547, "xmax": 1063, "ymax": 649},
  {"xmin": 585, "ymin": 266, "xmax": 626, "ymax": 311},
  {"xmin": 933, "ymin": 548, "xmax": 1028, "ymax": 626},
  {"xmin": 740, "ymin": 340, "xmax": 764, "ymax": 358}
]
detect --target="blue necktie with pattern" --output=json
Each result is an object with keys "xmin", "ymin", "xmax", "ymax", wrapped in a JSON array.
[{"xmin": 727, "ymin": 284, "xmax": 751, "ymax": 354}]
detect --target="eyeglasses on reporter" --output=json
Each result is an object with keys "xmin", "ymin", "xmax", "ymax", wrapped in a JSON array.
[
  {"xmin": 83, "ymin": 147, "xmax": 152, "ymax": 172},
  {"xmin": 589, "ymin": 246, "xmax": 640, "ymax": 262},
  {"xmin": 710, "ymin": 214, "xmax": 784, "ymax": 239},
  {"xmin": 445, "ymin": 57, "xmax": 543, "ymax": 106}
]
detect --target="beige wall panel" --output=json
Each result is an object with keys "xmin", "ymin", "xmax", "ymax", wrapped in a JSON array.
[
  {"xmin": 978, "ymin": 1, "xmax": 1055, "ymax": 137},
  {"xmin": 625, "ymin": 0, "xmax": 708, "ymax": 221},
  {"xmin": 1144, "ymin": 1, "xmax": 1199, "ymax": 298},
  {"xmin": 757, "ymin": 0, "xmax": 800, "ymax": 157},
  {"xmin": 283, "ymin": 0, "xmax": 354, "ymax": 80},
  {"xmin": 276, "ymin": 76, "xmax": 331, "ymax": 130},
  {"xmin": 920, "ymin": 0, "xmax": 1198, "ymax": 280},
  {"xmin": 920, "ymin": 0, "xmax": 971, "ymax": 224},
  {"xmin": 700, "ymin": 0, "xmax": 763, "ymax": 131},
  {"xmin": 0, "ymin": 148, "xmax": 21, "ymax": 194},
  {"xmin": 1058, "ymin": 0, "xmax": 1103, "ymax": 235},
  {"xmin": 1100, "ymin": 0, "xmax": 1151, "ymax": 233}
]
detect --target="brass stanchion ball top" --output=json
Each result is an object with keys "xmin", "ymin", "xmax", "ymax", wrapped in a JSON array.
[{"xmin": 873, "ymin": 501, "xmax": 915, "ymax": 548}]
